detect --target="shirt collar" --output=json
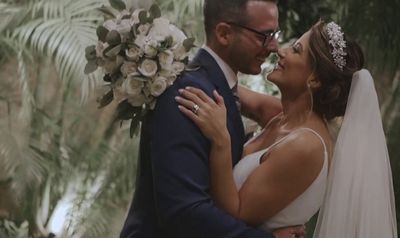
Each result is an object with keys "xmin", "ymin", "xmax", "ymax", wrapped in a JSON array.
[{"xmin": 202, "ymin": 45, "xmax": 238, "ymax": 89}]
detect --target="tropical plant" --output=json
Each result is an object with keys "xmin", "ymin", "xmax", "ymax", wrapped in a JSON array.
[{"xmin": 0, "ymin": 0, "xmax": 140, "ymax": 237}]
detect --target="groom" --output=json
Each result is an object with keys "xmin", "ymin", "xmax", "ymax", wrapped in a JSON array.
[{"xmin": 120, "ymin": 0, "xmax": 303, "ymax": 237}]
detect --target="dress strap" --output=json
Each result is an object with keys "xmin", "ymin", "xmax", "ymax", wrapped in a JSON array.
[
  {"xmin": 261, "ymin": 127, "xmax": 328, "ymax": 161},
  {"xmin": 296, "ymin": 128, "xmax": 328, "ymax": 156}
]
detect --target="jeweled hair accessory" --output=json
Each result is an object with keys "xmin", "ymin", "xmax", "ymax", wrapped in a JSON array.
[{"xmin": 326, "ymin": 22, "xmax": 347, "ymax": 70}]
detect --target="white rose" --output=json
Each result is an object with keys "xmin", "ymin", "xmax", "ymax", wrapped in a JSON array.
[
  {"xmin": 103, "ymin": 19, "xmax": 118, "ymax": 31},
  {"xmin": 169, "ymin": 24, "xmax": 187, "ymax": 44},
  {"xmin": 120, "ymin": 61, "xmax": 139, "ymax": 77},
  {"xmin": 158, "ymin": 50, "xmax": 174, "ymax": 70},
  {"xmin": 127, "ymin": 93, "xmax": 146, "ymax": 107},
  {"xmin": 172, "ymin": 44, "xmax": 188, "ymax": 60},
  {"xmin": 172, "ymin": 61, "xmax": 185, "ymax": 75},
  {"xmin": 166, "ymin": 75, "xmax": 177, "ymax": 86},
  {"xmin": 147, "ymin": 18, "xmax": 171, "ymax": 42},
  {"xmin": 144, "ymin": 44, "xmax": 158, "ymax": 58},
  {"xmin": 116, "ymin": 19, "xmax": 133, "ymax": 42},
  {"xmin": 125, "ymin": 46, "xmax": 143, "ymax": 61},
  {"xmin": 123, "ymin": 75, "xmax": 144, "ymax": 96},
  {"xmin": 134, "ymin": 34, "xmax": 146, "ymax": 48},
  {"xmin": 148, "ymin": 18, "xmax": 187, "ymax": 48},
  {"xmin": 138, "ymin": 59, "xmax": 158, "ymax": 77},
  {"xmin": 149, "ymin": 76, "xmax": 168, "ymax": 97},
  {"xmin": 113, "ymin": 85, "xmax": 127, "ymax": 103}
]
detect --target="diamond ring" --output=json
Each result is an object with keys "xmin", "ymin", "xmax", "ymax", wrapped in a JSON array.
[{"xmin": 192, "ymin": 104, "xmax": 200, "ymax": 115}]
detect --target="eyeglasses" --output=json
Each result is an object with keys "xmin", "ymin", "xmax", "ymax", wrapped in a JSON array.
[{"xmin": 226, "ymin": 22, "xmax": 281, "ymax": 47}]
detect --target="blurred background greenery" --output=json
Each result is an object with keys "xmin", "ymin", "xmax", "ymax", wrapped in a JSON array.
[{"xmin": 0, "ymin": 0, "xmax": 399, "ymax": 237}]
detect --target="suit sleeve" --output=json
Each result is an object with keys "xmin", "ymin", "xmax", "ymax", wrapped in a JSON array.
[{"xmin": 149, "ymin": 77, "xmax": 274, "ymax": 238}]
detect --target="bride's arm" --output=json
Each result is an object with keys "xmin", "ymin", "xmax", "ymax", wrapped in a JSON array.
[
  {"xmin": 176, "ymin": 87, "xmax": 324, "ymax": 225},
  {"xmin": 238, "ymin": 85, "xmax": 282, "ymax": 127},
  {"xmin": 175, "ymin": 88, "xmax": 240, "ymax": 216}
]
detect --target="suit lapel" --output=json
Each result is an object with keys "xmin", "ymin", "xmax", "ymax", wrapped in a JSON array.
[{"xmin": 189, "ymin": 49, "xmax": 245, "ymax": 164}]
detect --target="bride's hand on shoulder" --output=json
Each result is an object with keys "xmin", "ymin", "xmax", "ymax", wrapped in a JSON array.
[{"xmin": 175, "ymin": 87, "xmax": 230, "ymax": 146}]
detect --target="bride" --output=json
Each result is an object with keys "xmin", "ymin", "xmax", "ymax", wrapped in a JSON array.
[{"xmin": 175, "ymin": 20, "xmax": 398, "ymax": 237}]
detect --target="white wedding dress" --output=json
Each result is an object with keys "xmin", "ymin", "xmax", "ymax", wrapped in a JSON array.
[
  {"xmin": 232, "ymin": 70, "xmax": 397, "ymax": 237},
  {"xmin": 233, "ymin": 127, "xmax": 328, "ymax": 230}
]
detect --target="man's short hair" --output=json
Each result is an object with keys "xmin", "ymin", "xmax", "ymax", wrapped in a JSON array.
[{"xmin": 203, "ymin": 0, "xmax": 278, "ymax": 37}]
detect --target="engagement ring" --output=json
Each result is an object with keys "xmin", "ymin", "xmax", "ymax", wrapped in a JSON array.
[{"xmin": 192, "ymin": 104, "xmax": 200, "ymax": 115}]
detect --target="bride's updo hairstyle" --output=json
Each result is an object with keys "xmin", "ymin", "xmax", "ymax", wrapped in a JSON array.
[{"xmin": 308, "ymin": 20, "xmax": 365, "ymax": 120}]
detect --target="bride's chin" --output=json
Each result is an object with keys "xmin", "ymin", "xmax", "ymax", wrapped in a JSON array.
[{"xmin": 266, "ymin": 70, "xmax": 279, "ymax": 82}]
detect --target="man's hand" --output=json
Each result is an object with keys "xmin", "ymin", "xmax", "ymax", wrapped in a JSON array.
[{"xmin": 273, "ymin": 225, "xmax": 306, "ymax": 238}]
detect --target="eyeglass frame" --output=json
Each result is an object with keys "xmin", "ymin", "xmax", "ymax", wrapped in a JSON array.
[{"xmin": 226, "ymin": 22, "xmax": 281, "ymax": 47}]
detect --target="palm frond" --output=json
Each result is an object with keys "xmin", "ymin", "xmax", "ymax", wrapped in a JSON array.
[
  {"xmin": 16, "ymin": 49, "xmax": 35, "ymax": 120},
  {"xmin": 0, "ymin": 129, "xmax": 20, "ymax": 180},
  {"xmin": 157, "ymin": 0, "xmax": 205, "ymax": 44},
  {"xmin": 9, "ymin": 0, "xmax": 107, "ymax": 95}
]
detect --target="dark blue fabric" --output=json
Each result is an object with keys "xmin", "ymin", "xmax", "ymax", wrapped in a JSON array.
[{"xmin": 120, "ymin": 49, "xmax": 275, "ymax": 238}]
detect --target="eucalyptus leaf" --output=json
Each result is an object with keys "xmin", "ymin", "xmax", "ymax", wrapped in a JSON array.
[
  {"xmin": 84, "ymin": 60, "xmax": 98, "ymax": 74},
  {"xmin": 109, "ymin": 0, "xmax": 126, "ymax": 11},
  {"xmin": 85, "ymin": 45, "xmax": 96, "ymax": 60},
  {"xmin": 122, "ymin": 14, "xmax": 131, "ymax": 20},
  {"xmin": 106, "ymin": 30, "xmax": 121, "ymax": 46},
  {"xmin": 115, "ymin": 100, "xmax": 142, "ymax": 121},
  {"xmin": 147, "ymin": 15, "xmax": 154, "ymax": 24},
  {"xmin": 149, "ymin": 4, "xmax": 161, "ymax": 19},
  {"xmin": 183, "ymin": 38, "xmax": 195, "ymax": 51},
  {"xmin": 96, "ymin": 25, "xmax": 109, "ymax": 42},
  {"xmin": 97, "ymin": 89, "xmax": 114, "ymax": 108},
  {"xmin": 160, "ymin": 36, "xmax": 173, "ymax": 50},
  {"xmin": 103, "ymin": 44, "xmax": 122, "ymax": 58},
  {"xmin": 103, "ymin": 74, "xmax": 112, "ymax": 82},
  {"xmin": 138, "ymin": 10, "xmax": 148, "ymax": 24},
  {"xmin": 130, "ymin": 115, "xmax": 142, "ymax": 138}
]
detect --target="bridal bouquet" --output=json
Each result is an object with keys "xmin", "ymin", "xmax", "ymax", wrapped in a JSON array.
[{"xmin": 84, "ymin": 1, "xmax": 195, "ymax": 136}]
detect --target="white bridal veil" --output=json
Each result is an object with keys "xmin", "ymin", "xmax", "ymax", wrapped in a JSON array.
[{"xmin": 313, "ymin": 69, "xmax": 398, "ymax": 238}]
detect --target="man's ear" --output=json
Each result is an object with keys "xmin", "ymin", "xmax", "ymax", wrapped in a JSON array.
[{"xmin": 214, "ymin": 22, "xmax": 234, "ymax": 46}]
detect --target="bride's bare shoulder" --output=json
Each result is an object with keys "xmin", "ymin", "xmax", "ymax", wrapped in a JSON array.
[{"xmin": 263, "ymin": 128, "xmax": 328, "ymax": 171}]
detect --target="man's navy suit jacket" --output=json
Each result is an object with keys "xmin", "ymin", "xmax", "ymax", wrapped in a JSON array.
[{"xmin": 120, "ymin": 49, "xmax": 274, "ymax": 238}]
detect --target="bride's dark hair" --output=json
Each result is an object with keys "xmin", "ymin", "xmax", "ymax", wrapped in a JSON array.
[{"xmin": 308, "ymin": 20, "xmax": 365, "ymax": 120}]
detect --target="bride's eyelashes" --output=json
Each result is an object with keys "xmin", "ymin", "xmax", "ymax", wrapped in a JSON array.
[{"xmin": 291, "ymin": 42, "xmax": 302, "ymax": 53}]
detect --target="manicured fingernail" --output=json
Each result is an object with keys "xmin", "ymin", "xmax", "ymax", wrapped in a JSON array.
[
  {"xmin": 186, "ymin": 86, "xmax": 192, "ymax": 90},
  {"xmin": 178, "ymin": 89, "xmax": 184, "ymax": 94},
  {"xmin": 175, "ymin": 96, "xmax": 181, "ymax": 101}
]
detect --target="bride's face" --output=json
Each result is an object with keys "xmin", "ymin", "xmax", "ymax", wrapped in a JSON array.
[{"xmin": 267, "ymin": 31, "xmax": 314, "ymax": 94}]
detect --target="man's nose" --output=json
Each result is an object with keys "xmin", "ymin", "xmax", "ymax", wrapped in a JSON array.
[{"xmin": 265, "ymin": 37, "xmax": 279, "ymax": 53}]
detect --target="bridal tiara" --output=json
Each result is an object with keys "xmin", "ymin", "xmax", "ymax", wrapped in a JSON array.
[{"xmin": 326, "ymin": 22, "xmax": 347, "ymax": 70}]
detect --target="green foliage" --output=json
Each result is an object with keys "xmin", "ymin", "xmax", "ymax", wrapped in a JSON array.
[
  {"xmin": 0, "ymin": 220, "xmax": 29, "ymax": 238},
  {"xmin": 109, "ymin": 0, "xmax": 126, "ymax": 11},
  {"xmin": 278, "ymin": 0, "xmax": 335, "ymax": 40}
]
